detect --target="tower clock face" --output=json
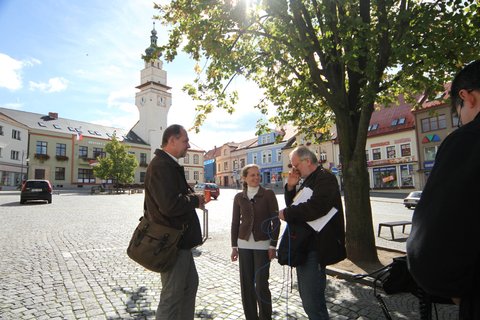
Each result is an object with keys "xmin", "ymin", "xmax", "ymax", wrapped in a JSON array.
[{"xmin": 140, "ymin": 96, "xmax": 146, "ymax": 105}]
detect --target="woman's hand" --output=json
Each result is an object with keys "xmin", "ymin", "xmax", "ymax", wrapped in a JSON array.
[{"xmin": 231, "ymin": 248, "xmax": 238, "ymax": 262}]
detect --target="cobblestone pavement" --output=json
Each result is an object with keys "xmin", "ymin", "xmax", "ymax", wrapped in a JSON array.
[{"xmin": 0, "ymin": 192, "xmax": 458, "ymax": 319}]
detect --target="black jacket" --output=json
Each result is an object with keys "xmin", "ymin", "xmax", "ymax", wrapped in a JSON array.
[
  {"xmin": 407, "ymin": 114, "xmax": 480, "ymax": 319},
  {"xmin": 144, "ymin": 149, "xmax": 203, "ymax": 249},
  {"xmin": 284, "ymin": 166, "xmax": 346, "ymax": 267}
]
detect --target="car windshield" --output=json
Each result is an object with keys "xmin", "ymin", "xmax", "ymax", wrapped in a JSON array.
[{"xmin": 410, "ymin": 191, "xmax": 422, "ymax": 198}]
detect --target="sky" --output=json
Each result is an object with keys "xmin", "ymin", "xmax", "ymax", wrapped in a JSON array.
[{"xmin": 0, "ymin": 0, "xmax": 270, "ymax": 151}]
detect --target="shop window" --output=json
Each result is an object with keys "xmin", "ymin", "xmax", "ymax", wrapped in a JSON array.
[
  {"xmin": 373, "ymin": 166, "xmax": 397, "ymax": 188},
  {"xmin": 372, "ymin": 148, "xmax": 381, "ymax": 160},
  {"xmin": 424, "ymin": 146, "xmax": 438, "ymax": 161},
  {"xmin": 400, "ymin": 164, "xmax": 414, "ymax": 187}
]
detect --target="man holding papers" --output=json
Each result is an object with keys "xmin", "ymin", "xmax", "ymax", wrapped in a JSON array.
[{"xmin": 278, "ymin": 146, "xmax": 346, "ymax": 320}]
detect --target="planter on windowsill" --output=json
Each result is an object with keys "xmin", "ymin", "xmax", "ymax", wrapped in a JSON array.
[
  {"xmin": 34, "ymin": 153, "xmax": 50, "ymax": 161},
  {"xmin": 56, "ymin": 155, "xmax": 69, "ymax": 161}
]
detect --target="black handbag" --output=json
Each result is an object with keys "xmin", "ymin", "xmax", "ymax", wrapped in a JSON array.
[
  {"xmin": 127, "ymin": 216, "xmax": 184, "ymax": 273},
  {"xmin": 277, "ymin": 222, "xmax": 314, "ymax": 267}
]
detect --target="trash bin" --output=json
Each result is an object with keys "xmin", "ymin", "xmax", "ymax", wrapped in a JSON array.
[{"xmin": 204, "ymin": 190, "xmax": 211, "ymax": 203}]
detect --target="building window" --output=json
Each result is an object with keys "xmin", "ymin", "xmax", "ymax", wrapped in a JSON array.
[
  {"xmin": 240, "ymin": 158, "xmax": 245, "ymax": 168},
  {"xmin": 424, "ymin": 146, "xmax": 438, "ymax": 161},
  {"xmin": 0, "ymin": 147, "xmax": 2, "ymax": 158},
  {"xmin": 421, "ymin": 114, "xmax": 446, "ymax": 132},
  {"xmin": 93, "ymin": 147, "xmax": 105, "ymax": 158},
  {"xmin": 12, "ymin": 129, "xmax": 21, "ymax": 140},
  {"xmin": 365, "ymin": 150, "xmax": 369, "ymax": 162},
  {"xmin": 79, "ymin": 146, "xmax": 88, "ymax": 158},
  {"xmin": 372, "ymin": 148, "xmax": 381, "ymax": 160},
  {"xmin": 373, "ymin": 166, "xmax": 397, "ymax": 188},
  {"xmin": 56, "ymin": 143, "xmax": 67, "ymax": 156},
  {"xmin": 276, "ymin": 151, "xmax": 282, "ymax": 162},
  {"xmin": 140, "ymin": 172, "xmax": 146, "ymax": 183},
  {"xmin": 224, "ymin": 161, "xmax": 228, "ymax": 170},
  {"xmin": 193, "ymin": 154, "xmax": 199, "ymax": 164},
  {"xmin": 0, "ymin": 126, "xmax": 3, "ymax": 135},
  {"xmin": 386, "ymin": 146, "xmax": 396, "ymax": 159},
  {"xmin": 184, "ymin": 170, "xmax": 190, "ymax": 181},
  {"xmin": 194, "ymin": 171, "xmax": 199, "ymax": 181},
  {"xmin": 400, "ymin": 143, "xmax": 411, "ymax": 157},
  {"xmin": 140, "ymin": 153, "xmax": 147, "ymax": 166},
  {"xmin": 36, "ymin": 141, "xmax": 48, "ymax": 155},
  {"xmin": 11, "ymin": 150, "xmax": 19, "ymax": 160},
  {"xmin": 55, "ymin": 167, "xmax": 66, "ymax": 180},
  {"xmin": 400, "ymin": 164, "xmax": 414, "ymax": 187},
  {"xmin": 217, "ymin": 163, "xmax": 221, "ymax": 172},
  {"xmin": 78, "ymin": 168, "xmax": 95, "ymax": 183},
  {"xmin": 253, "ymin": 154, "xmax": 257, "ymax": 164},
  {"xmin": 35, "ymin": 169, "xmax": 45, "ymax": 179}
]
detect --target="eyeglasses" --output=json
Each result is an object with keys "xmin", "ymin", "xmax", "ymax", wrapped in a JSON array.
[{"xmin": 288, "ymin": 158, "xmax": 306, "ymax": 169}]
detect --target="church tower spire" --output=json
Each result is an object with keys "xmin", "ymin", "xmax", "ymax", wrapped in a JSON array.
[{"xmin": 133, "ymin": 22, "xmax": 172, "ymax": 158}]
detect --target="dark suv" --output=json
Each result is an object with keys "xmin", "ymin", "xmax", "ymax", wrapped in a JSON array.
[{"xmin": 20, "ymin": 179, "xmax": 53, "ymax": 204}]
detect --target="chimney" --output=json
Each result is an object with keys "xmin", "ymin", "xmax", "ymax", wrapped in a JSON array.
[{"xmin": 48, "ymin": 112, "xmax": 58, "ymax": 120}]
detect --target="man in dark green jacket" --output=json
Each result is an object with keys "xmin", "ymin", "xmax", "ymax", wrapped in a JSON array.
[
  {"xmin": 407, "ymin": 60, "xmax": 480, "ymax": 320},
  {"xmin": 144, "ymin": 124, "xmax": 205, "ymax": 320}
]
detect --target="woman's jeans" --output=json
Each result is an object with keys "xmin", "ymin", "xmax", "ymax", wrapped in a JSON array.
[{"xmin": 296, "ymin": 250, "xmax": 329, "ymax": 320}]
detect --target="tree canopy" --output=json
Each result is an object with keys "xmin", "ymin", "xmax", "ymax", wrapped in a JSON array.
[
  {"xmin": 152, "ymin": 0, "xmax": 479, "ymax": 262},
  {"xmin": 93, "ymin": 135, "xmax": 138, "ymax": 185}
]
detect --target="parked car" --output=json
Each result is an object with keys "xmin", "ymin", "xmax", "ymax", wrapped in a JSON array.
[
  {"xmin": 194, "ymin": 182, "xmax": 220, "ymax": 200},
  {"xmin": 403, "ymin": 191, "xmax": 422, "ymax": 209},
  {"xmin": 20, "ymin": 179, "xmax": 53, "ymax": 204}
]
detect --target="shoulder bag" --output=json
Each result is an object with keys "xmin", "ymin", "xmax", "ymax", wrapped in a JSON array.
[{"xmin": 127, "ymin": 216, "xmax": 184, "ymax": 273}]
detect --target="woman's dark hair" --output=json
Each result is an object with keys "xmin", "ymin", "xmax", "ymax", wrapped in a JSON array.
[
  {"xmin": 450, "ymin": 60, "xmax": 480, "ymax": 110},
  {"xmin": 161, "ymin": 124, "xmax": 184, "ymax": 147}
]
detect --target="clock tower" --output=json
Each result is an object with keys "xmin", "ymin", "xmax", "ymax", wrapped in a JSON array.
[{"xmin": 133, "ymin": 23, "xmax": 172, "ymax": 157}]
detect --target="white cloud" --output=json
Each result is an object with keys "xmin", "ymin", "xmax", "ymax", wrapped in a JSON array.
[
  {"xmin": 0, "ymin": 53, "xmax": 24, "ymax": 90},
  {"xmin": 29, "ymin": 77, "xmax": 68, "ymax": 93},
  {"xmin": 0, "ymin": 102, "xmax": 23, "ymax": 110}
]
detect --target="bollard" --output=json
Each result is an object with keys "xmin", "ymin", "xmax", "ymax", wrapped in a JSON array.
[{"xmin": 204, "ymin": 190, "xmax": 211, "ymax": 203}]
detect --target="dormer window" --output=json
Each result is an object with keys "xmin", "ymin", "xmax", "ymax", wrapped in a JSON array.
[
  {"xmin": 398, "ymin": 117, "xmax": 406, "ymax": 125},
  {"xmin": 53, "ymin": 124, "xmax": 61, "ymax": 129},
  {"xmin": 68, "ymin": 127, "xmax": 75, "ymax": 132},
  {"xmin": 38, "ymin": 122, "xmax": 47, "ymax": 127},
  {"xmin": 391, "ymin": 119, "xmax": 398, "ymax": 126}
]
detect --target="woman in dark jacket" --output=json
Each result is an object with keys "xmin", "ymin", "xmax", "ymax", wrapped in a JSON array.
[{"xmin": 231, "ymin": 164, "xmax": 280, "ymax": 320}]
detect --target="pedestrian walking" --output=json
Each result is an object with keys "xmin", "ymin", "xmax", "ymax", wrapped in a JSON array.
[{"xmin": 231, "ymin": 164, "xmax": 280, "ymax": 320}]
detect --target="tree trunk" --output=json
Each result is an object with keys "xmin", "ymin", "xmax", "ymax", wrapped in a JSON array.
[{"xmin": 342, "ymin": 154, "xmax": 379, "ymax": 263}]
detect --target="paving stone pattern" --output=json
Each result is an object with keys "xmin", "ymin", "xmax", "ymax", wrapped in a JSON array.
[{"xmin": 0, "ymin": 192, "xmax": 458, "ymax": 319}]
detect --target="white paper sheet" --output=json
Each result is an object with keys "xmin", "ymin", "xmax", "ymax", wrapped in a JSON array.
[{"xmin": 290, "ymin": 186, "xmax": 338, "ymax": 232}]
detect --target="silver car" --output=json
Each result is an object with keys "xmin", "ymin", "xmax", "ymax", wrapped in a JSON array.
[{"xmin": 403, "ymin": 191, "xmax": 422, "ymax": 209}]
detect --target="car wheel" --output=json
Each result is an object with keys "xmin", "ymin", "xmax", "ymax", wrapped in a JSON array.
[
  {"xmin": 20, "ymin": 200, "xmax": 26, "ymax": 204},
  {"xmin": 213, "ymin": 196, "xmax": 217, "ymax": 200},
  {"xmin": 48, "ymin": 199, "xmax": 52, "ymax": 204},
  {"xmin": 405, "ymin": 205, "xmax": 411, "ymax": 209}
]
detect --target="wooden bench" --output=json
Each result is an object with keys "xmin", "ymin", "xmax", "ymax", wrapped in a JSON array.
[{"xmin": 378, "ymin": 221, "xmax": 412, "ymax": 240}]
